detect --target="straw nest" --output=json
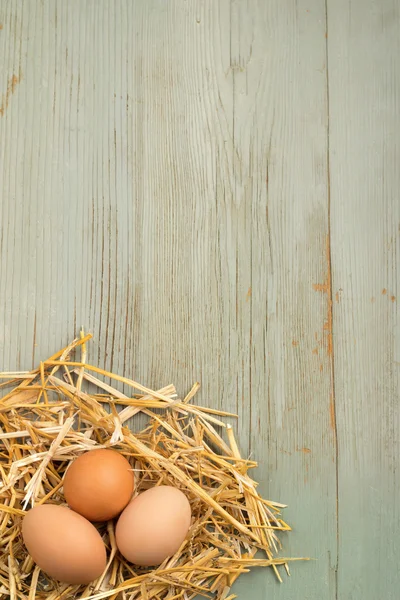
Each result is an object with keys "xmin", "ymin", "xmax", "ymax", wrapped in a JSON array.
[{"xmin": 0, "ymin": 333, "xmax": 304, "ymax": 600}]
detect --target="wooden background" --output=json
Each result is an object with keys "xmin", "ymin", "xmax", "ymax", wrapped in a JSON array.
[{"xmin": 0, "ymin": 1, "xmax": 399, "ymax": 598}]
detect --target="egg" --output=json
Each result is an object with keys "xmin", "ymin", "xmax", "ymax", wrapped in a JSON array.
[
  {"xmin": 22, "ymin": 504, "xmax": 106, "ymax": 584},
  {"xmin": 63, "ymin": 448, "xmax": 134, "ymax": 521},
  {"xmin": 116, "ymin": 485, "xmax": 192, "ymax": 566}
]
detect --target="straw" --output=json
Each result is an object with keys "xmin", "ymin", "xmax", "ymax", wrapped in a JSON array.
[{"xmin": 0, "ymin": 335, "xmax": 305, "ymax": 599}]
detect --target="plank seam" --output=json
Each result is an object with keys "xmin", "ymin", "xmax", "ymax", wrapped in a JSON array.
[{"xmin": 325, "ymin": 1, "xmax": 339, "ymax": 597}]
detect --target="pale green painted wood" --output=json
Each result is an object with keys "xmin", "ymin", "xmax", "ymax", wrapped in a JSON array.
[
  {"xmin": 0, "ymin": 1, "xmax": 398, "ymax": 599},
  {"xmin": 328, "ymin": 1, "xmax": 400, "ymax": 598}
]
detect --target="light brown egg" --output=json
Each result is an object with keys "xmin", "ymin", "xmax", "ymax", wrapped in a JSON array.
[
  {"xmin": 63, "ymin": 448, "xmax": 134, "ymax": 521},
  {"xmin": 115, "ymin": 486, "xmax": 192, "ymax": 566},
  {"xmin": 22, "ymin": 505, "xmax": 106, "ymax": 584}
]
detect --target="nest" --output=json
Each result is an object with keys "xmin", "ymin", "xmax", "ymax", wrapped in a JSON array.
[{"xmin": 0, "ymin": 333, "xmax": 304, "ymax": 599}]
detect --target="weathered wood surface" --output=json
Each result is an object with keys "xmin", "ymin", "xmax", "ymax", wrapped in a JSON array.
[{"xmin": 0, "ymin": 1, "xmax": 398, "ymax": 598}]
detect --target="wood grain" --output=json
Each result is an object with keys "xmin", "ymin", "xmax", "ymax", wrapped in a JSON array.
[
  {"xmin": 328, "ymin": 1, "xmax": 400, "ymax": 598},
  {"xmin": 0, "ymin": 1, "xmax": 398, "ymax": 598},
  {"xmin": 226, "ymin": 2, "xmax": 337, "ymax": 598}
]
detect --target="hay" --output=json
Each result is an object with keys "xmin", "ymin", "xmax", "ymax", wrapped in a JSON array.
[{"xmin": 0, "ymin": 333, "xmax": 305, "ymax": 599}]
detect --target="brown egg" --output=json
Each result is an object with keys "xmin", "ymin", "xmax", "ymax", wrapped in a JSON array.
[
  {"xmin": 116, "ymin": 486, "xmax": 192, "ymax": 566},
  {"xmin": 63, "ymin": 449, "xmax": 134, "ymax": 521},
  {"xmin": 22, "ymin": 505, "xmax": 106, "ymax": 584}
]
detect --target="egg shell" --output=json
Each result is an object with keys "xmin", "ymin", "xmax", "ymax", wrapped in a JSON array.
[
  {"xmin": 22, "ymin": 504, "xmax": 107, "ymax": 584},
  {"xmin": 63, "ymin": 448, "xmax": 134, "ymax": 521},
  {"xmin": 115, "ymin": 485, "xmax": 192, "ymax": 566}
]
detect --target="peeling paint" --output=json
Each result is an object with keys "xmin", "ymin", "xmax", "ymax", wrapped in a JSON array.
[{"xmin": 0, "ymin": 73, "xmax": 22, "ymax": 116}]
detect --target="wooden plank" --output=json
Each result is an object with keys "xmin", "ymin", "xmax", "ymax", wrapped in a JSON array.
[
  {"xmin": 328, "ymin": 1, "xmax": 400, "ymax": 598},
  {"xmin": 227, "ymin": 1, "xmax": 337, "ymax": 598}
]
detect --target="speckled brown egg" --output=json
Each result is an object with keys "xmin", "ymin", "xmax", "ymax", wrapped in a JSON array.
[
  {"xmin": 63, "ymin": 448, "xmax": 134, "ymax": 521},
  {"xmin": 22, "ymin": 504, "xmax": 106, "ymax": 584},
  {"xmin": 115, "ymin": 486, "xmax": 192, "ymax": 566}
]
